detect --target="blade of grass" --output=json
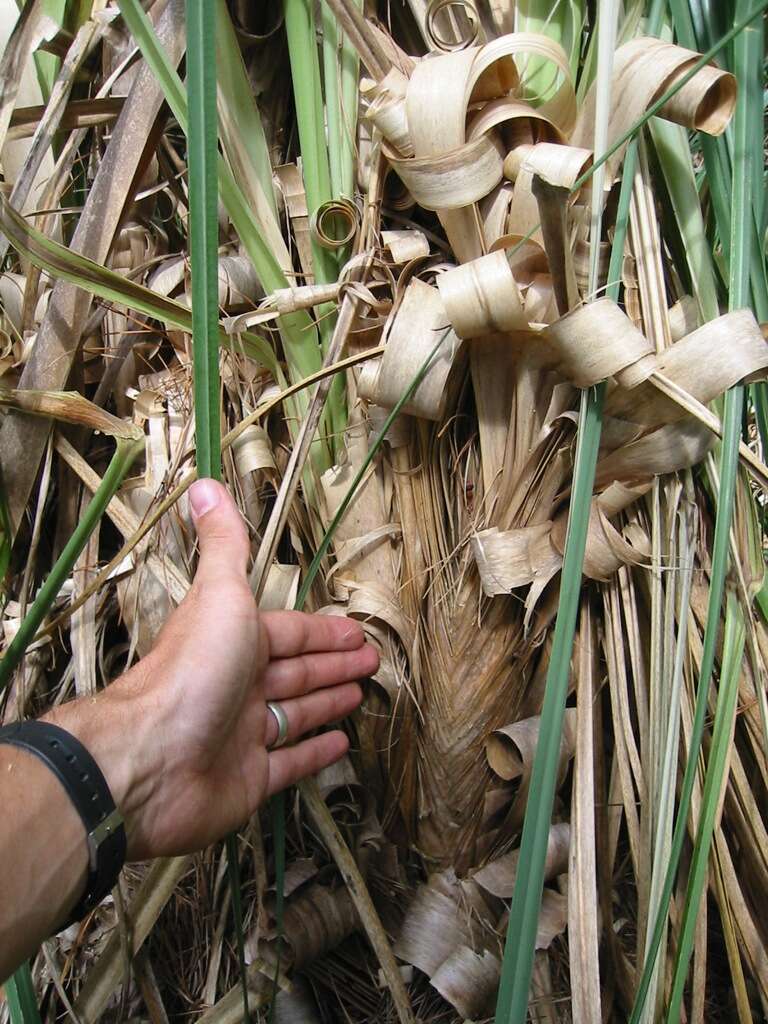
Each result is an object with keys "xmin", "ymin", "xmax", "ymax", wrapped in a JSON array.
[
  {"xmin": 338, "ymin": 0, "xmax": 360, "ymax": 200},
  {"xmin": 116, "ymin": 0, "xmax": 325, "ymax": 410},
  {"xmin": 495, "ymin": 2, "xmax": 674, "ymax": 1017},
  {"xmin": 629, "ymin": 2, "xmax": 760, "ymax": 1015},
  {"xmin": 5, "ymin": 962, "xmax": 43, "ymax": 1024},
  {"xmin": 284, "ymin": 0, "xmax": 346, "ymax": 446},
  {"xmin": 0, "ymin": 435, "xmax": 144, "ymax": 694},
  {"xmin": 186, "ymin": 0, "xmax": 221, "ymax": 481},
  {"xmin": 665, "ymin": 595, "xmax": 746, "ymax": 1019},
  {"xmin": 662, "ymin": 1, "xmax": 760, "ymax": 1014},
  {"xmin": 186, "ymin": 4, "xmax": 249, "ymax": 1020}
]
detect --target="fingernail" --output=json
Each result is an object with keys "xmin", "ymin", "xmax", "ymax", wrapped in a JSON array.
[{"xmin": 189, "ymin": 479, "xmax": 221, "ymax": 520}]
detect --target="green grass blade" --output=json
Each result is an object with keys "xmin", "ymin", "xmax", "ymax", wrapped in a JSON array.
[
  {"xmin": 186, "ymin": 0, "xmax": 221, "ymax": 481},
  {"xmin": 0, "ymin": 437, "xmax": 144, "ymax": 694},
  {"xmin": 649, "ymin": 118, "xmax": 720, "ymax": 322},
  {"xmin": 495, "ymin": 1, "xmax": 671, "ymax": 1015},
  {"xmin": 338, "ymin": 0, "xmax": 360, "ymax": 200},
  {"xmin": 661, "ymin": 1, "xmax": 761, "ymax": 1014},
  {"xmin": 0, "ymin": 193, "xmax": 277, "ymax": 372},
  {"xmin": 116, "ymin": 0, "xmax": 325, "ymax": 403},
  {"xmin": 186, "ymin": 5, "xmax": 249, "ymax": 1019},
  {"xmin": 493, "ymin": 388, "xmax": 604, "ymax": 1024},
  {"xmin": 629, "ymin": 5, "xmax": 761, "ymax": 1012},
  {"xmin": 5, "ymin": 962, "xmax": 42, "ymax": 1024},
  {"xmin": 665, "ymin": 594, "xmax": 746, "ymax": 1020},
  {"xmin": 284, "ymin": 0, "xmax": 346, "ymax": 447}
]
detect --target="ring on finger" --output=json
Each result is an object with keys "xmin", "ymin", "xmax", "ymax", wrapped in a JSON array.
[{"xmin": 266, "ymin": 700, "xmax": 289, "ymax": 750}]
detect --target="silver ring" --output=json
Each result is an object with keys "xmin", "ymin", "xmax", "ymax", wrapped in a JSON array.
[{"xmin": 266, "ymin": 700, "xmax": 289, "ymax": 750}]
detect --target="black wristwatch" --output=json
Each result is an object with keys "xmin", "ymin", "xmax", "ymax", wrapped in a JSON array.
[{"xmin": 0, "ymin": 720, "xmax": 127, "ymax": 927}]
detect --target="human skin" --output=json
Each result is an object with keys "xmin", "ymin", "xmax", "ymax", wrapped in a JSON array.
[{"xmin": 0, "ymin": 479, "xmax": 377, "ymax": 980}]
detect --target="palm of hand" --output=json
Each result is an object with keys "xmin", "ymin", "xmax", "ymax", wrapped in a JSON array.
[{"xmin": 109, "ymin": 482, "xmax": 376, "ymax": 860}]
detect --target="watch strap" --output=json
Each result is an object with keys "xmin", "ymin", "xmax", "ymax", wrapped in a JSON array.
[{"xmin": 0, "ymin": 720, "xmax": 126, "ymax": 927}]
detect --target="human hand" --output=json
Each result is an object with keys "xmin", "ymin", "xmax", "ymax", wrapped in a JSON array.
[{"xmin": 49, "ymin": 480, "xmax": 377, "ymax": 860}]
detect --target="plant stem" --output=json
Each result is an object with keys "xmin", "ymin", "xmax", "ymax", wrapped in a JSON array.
[{"xmin": 186, "ymin": 0, "xmax": 221, "ymax": 479}]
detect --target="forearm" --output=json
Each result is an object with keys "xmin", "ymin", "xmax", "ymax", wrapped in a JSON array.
[
  {"xmin": 0, "ymin": 745, "xmax": 88, "ymax": 979},
  {"xmin": 0, "ymin": 681, "xmax": 155, "ymax": 981}
]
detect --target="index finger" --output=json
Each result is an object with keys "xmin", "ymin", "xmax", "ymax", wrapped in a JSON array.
[{"xmin": 260, "ymin": 611, "xmax": 365, "ymax": 658}]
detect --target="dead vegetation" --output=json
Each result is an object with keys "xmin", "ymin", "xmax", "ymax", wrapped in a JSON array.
[{"xmin": 1, "ymin": 0, "xmax": 768, "ymax": 1022}]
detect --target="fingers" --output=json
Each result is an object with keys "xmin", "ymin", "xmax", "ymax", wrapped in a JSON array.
[
  {"xmin": 189, "ymin": 479, "xmax": 250, "ymax": 586},
  {"xmin": 266, "ymin": 730, "xmax": 350, "ymax": 797},
  {"xmin": 264, "ymin": 681, "xmax": 362, "ymax": 749},
  {"xmin": 260, "ymin": 610, "xmax": 366, "ymax": 659},
  {"xmin": 263, "ymin": 643, "xmax": 379, "ymax": 701}
]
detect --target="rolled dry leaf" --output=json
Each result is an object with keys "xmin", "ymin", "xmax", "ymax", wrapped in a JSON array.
[
  {"xmin": 573, "ymin": 38, "xmax": 736, "ymax": 184},
  {"xmin": 0, "ymin": 387, "xmax": 142, "ymax": 440},
  {"xmin": 487, "ymin": 709, "xmax": 577, "ymax": 783},
  {"xmin": 231, "ymin": 423, "xmax": 275, "ymax": 475},
  {"xmin": 593, "ymin": 419, "xmax": 714, "ymax": 490},
  {"xmin": 361, "ymin": 69, "xmax": 414, "ymax": 158},
  {"xmin": 430, "ymin": 946, "xmax": 500, "ymax": 1020},
  {"xmin": 196, "ymin": 253, "xmax": 263, "ymax": 308},
  {"xmin": 283, "ymin": 885, "xmax": 360, "ymax": 968},
  {"xmin": 607, "ymin": 308, "xmax": 768, "ymax": 426},
  {"xmin": 270, "ymin": 282, "xmax": 341, "ymax": 314},
  {"xmin": 275, "ymin": 163, "xmax": 314, "ymax": 281},
  {"xmin": 548, "ymin": 483, "xmax": 652, "ymax": 582},
  {"xmin": 668, "ymin": 294, "xmax": 699, "ymax": 342},
  {"xmin": 310, "ymin": 197, "xmax": 360, "ymax": 250},
  {"xmin": 381, "ymin": 229, "xmax": 430, "ymax": 263},
  {"xmin": 437, "ymin": 249, "xmax": 527, "ymax": 338},
  {"xmin": 472, "ymin": 822, "xmax": 570, "ymax": 898},
  {"xmin": 506, "ymin": 142, "xmax": 592, "ymax": 247},
  {"xmin": 472, "ymin": 522, "xmax": 556, "ymax": 593},
  {"xmin": 315, "ymin": 754, "xmax": 365, "ymax": 805},
  {"xmin": 374, "ymin": 277, "xmax": 460, "ymax": 420},
  {"xmin": 467, "ymin": 97, "xmax": 565, "ymax": 147},
  {"xmin": 545, "ymin": 298, "xmax": 656, "ymax": 389},
  {"xmin": 387, "ymin": 133, "xmax": 504, "ymax": 211},
  {"xmin": 480, "ymin": 181, "xmax": 514, "ymax": 246},
  {"xmin": 394, "ymin": 869, "xmax": 496, "ymax": 978}
]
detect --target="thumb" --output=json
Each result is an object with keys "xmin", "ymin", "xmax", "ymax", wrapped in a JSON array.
[{"xmin": 189, "ymin": 478, "xmax": 250, "ymax": 585}]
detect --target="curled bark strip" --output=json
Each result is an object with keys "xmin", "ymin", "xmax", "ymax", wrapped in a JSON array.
[
  {"xmin": 387, "ymin": 133, "xmax": 504, "ymax": 211},
  {"xmin": 546, "ymin": 298, "xmax": 656, "ymax": 389},
  {"xmin": 372, "ymin": 277, "xmax": 460, "ymax": 420},
  {"xmin": 573, "ymin": 37, "xmax": 736, "ymax": 183},
  {"xmin": 361, "ymin": 69, "xmax": 413, "ymax": 158},
  {"xmin": 311, "ymin": 198, "xmax": 360, "ymax": 250},
  {"xmin": 437, "ymin": 250, "xmax": 527, "ymax": 338},
  {"xmin": 425, "ymin": 0, "xmax": 480, "ymax": 52}
]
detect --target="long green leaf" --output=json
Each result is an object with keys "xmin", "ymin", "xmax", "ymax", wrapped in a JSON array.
[
  {"xmin": 0, "ymin": 437, "xmax": 144, "ymax": 694},
  {"xmin": 116, "ymin": 0, "xmax": 326, "ymax": 401},
  {"xmin": 5, "ymin": 962, "xmax": 42, "ymax": 1024},
  {"xmin": 629, "ymin": 2, "xmax": 761, "ymax": 1016},
  {"xmin": 662, "ymin": 0, "xmax": 760, "ymax": 1015},
  {"xmin": 494, "ymin": 0, "xmax": 679, "ymax": 1016},
  {"xmin": 186, "ymin": 0, "xmax": 221, "ymax": 480},
  {"xmin": 0, "ymin": 194, "xmax": 277, "ymax": 373},
  {"xmin": 186, "ymin": 4, "xmax": 250, "ymax": 1020}
]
